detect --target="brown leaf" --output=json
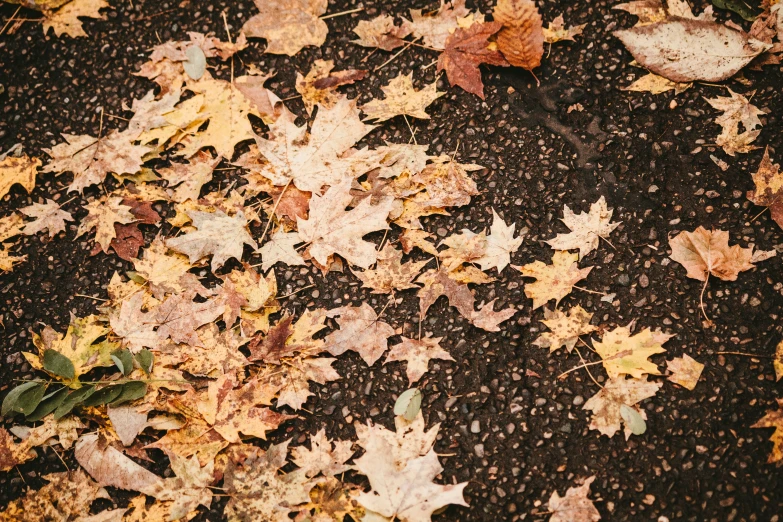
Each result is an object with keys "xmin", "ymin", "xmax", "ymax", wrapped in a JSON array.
[
  {"xmin": 548, "ymin": 476, "xmax": 601, "ymax": 522},
  {"xmin": 667, "ymin": 354, "xmax": 704, "ymax": 390},
  {"xmin": 290, "ymin": 429, "xmax": 354, "ymax": 478},
  {"xmin": 360, "ymin": 73, "xmax": 445, "ymax": 122},
  {"xmin": 325, "ymin": 303, "xmax": 396, "ymax": 366},
  {"xmin": 352, "ymin": 244, "xmax": 430, "ymax": 294},
  {"xmin": 493, "ymin": 0, "xmax": 544, "ymax": 71},
  {"xmin": 248, "ymin": 315, "xmax": 297, "ymax": 363},
  {"xmin": 0, "ymin": 470, "xmax": 106, "ymax": 521},
  {"xmin": 385, "ymin": 336, "xmax": 454, "ymax": 383},
  {"xmin": 669, "ymin": 226, "xmax": 754, "ymax": 282},
  {"xmin": 19, "ymin": 199, "xmax": 73, "ymax": 238},
  {"xmin": 157, "ymin": 151, "xmax": 222, "ymax": 203},
  {"xmin": 438, "ymin": 21, "xmax": 508, "ymax": 98},
  {"xmin": 400, "ymin": 0, "xmax": 471, "ymax": 50},
  {"xmin": 295, "ymin": 59, "xmax": 367, "ymax": 115},
  {"xmin": 75, "ymin": 433, "xmax": 164, "ymax": 495},
  {"xmin": 352, "ymin": 14, "xmax": 412, "ymax": 51},
  {"xmin": 154, "ymin": 293, "xmax": 223, "ymax": 347}
]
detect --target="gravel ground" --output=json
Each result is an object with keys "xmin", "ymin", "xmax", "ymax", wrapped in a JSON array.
[{"xmin": 1, "ymin": 0, "xmax": 782, "ymax": 520}]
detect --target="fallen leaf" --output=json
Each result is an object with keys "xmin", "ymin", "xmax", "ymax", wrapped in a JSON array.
[
  {"xmin": 295, "ymin": 59, "xmax": 367, "ymax": 115},
  {"xmin": 19, "ymin": 199, "xmax": 73, "ymax": 238},
  {"xmin": 0, "ymin": 154, "xmax": 39, "ymax": 198},
  {"xmin": 75, "ymin": 433, "xmax": 164, "ymax": 495},
  {"xmin": 400, "ymin": 0, "xmax": 471, "ymax": 50},
  {"xmin": 705, "ymin": 88, "xmax": 766, "ymax": 156},
  {"xmin": 583, "ymin": 376, "xmax": 662, "ymax": 438},
  {"xmin": 493, "ymin": 0, "xmax": 544, "ymax": 70},
  {"xmin": 158, "ymin": 151, "xmax": 222, "ymax": 203},
  {"xmin": 437, "ymin": 21, "xmax": 508, "ymax": 98},
  {"xmin": 545, "ymin": 196, "xmax": 620, "ymax": 259},
  {"xmin": 152, "ymin": 454, "xmax": 215, "ymax": 520},
  {"xmin": 753, "ymin": 398, "xmax": 783, "ymax": 465},
  {"xmin": 325, "ymin": 303, "xmax": 396, "ymax": 366},
  {"xmin": 175, "ymin": 323, "xmax": 249, "ymax": 378},
  {"xmin": 154, "ymin": 293, "xmax": 223, "ymax": 347},
  {"xmin": 248, "ymin": 310, "xmax": 325, "ymax": 364},
  {"xmin": 593, "ymin": 324, "xmax": 672, "ymax": 379},
  {"xmin": 290, "ymin": 429, "xmax": 354, "ymax": 478},
  {"xmin": 385, "ymin": 336, "xmax": 454, "ymax": 384},
  {"xmin": 234, "ymin": 74, "xmax": 285, "ymax": 124},
  {"xmin": 134, "ymin": 238, "xmax": 207, "ymax": 298},
  {"xmin": 0, "ymin": 470, "xmax": 106, "ymax": 521},
  {"xmin": 166, "ymin": 210, "xmax": 257, "ymax": 271},
  {"xmin": 305, "ymin": 477, "xmax": 364, "ymax": 522},
  {"xmin": 613, "ymin": 0, "xmax": 668, "ymax": 25},
  {"xmin": 400, "ymin": 228, "xmax": 439, "ymax": 256},
  {"xmin": 0, "ymin": 249, "xmax": 25, "ymax": 272},
  {"xmin": 669, "ymin": 226, "xmax": 754, "ymax": 281},
  {"xmin": 476, "ymin": 209, "xmax": 526, "ymax": 272},
  {"xmin": 107, "ymin": 404, "xmax": 148, "ymax": 447},
  {"xmin": 747, "ymin": 149, "xmax": 783, "ymax": 228},
  {"xmin": 775, "ymin": 340, "xmax": 783, "ymax": 382},
  {"xmin": 621, "ymin": 72, "xmax": 691, "ymax": 94},
  {"xmin": 298, "ymin": 178, "xmax": 394, "ymax": 269},
  {"xmin": 614, "ymin": 19, "xmax": 771, "ymax": 82},
  {"xmin": 77, "ymin": 196, "xmax": 136, "ymax": 254},
  {"xmin": 241, "ymin": 0, "xmax": 328, "ymax": 55},
  {"xmin": 42, "ymin": 0, "xmax": 108, "ymax": 38},
  {"xmin": 353, "ymin": 14, "xmax": 412, "ymax": 51},
  {"xmin": 110, "ymin": 292, "xmax": 158, "ymax": 353},
  {"xmin": 543, "ymin": 14, "xmax": 587, "ymax": 43},
  {"xmin": 353, "ymin": 244, "xmax": 430, "ymax": 294},
  {"xmin": 514, "ymin": 251, "xmax": 593, "ymax": 309},
  {"xmin": 1, "ymin": 417, "xmax": 83, "ymax": 471},
  {"xmin": 29, "ymin": 315, "xmax": 116, "ymax": 379},
  {"xmin": 144, "ymin": 417, "xmax": 228, "ymax": 467},
  {"xmin": 361, "ymin": 73, "xmax": 444, "ymax": 122},
  {"xmin": 533, "ymin": 305, "xmax": 597, "ymax": 353},
  {"xmin": 439, "ymin": 229, "xmax": 487, "ymax": 271},
  {"xmin": 257, "ymin": 230, "xmax": 307, "ymax": 271},
  {"xmin": 667, "ymin": 354, "xmax": 704, "ymax": 390},
  {"xmin": 548, "ymin": 476, "xmax": 601, "ymax": 522}
]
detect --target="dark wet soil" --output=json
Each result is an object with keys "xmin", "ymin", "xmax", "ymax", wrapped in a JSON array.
[{"xmin": 1, "ymin": 0, "xmax": 782, "ymax": 521}]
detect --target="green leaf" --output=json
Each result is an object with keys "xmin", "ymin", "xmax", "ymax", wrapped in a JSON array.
[
  {"xmin": 394, "ymin": 388, "xmax": 422, "ymax": 421},
  {"xmin": 26, "ymin": 387, "xmax": 69, "ymax": 422},
  {"xmin": 2, "ymin": 381, "xmax": 43, "ymax": 417},
  {"xmin": 14, "ymin": 383, "xmax": 47, "ymax": 416},
  {"xmin": 620, "ymin": 404, "xmax": 647, "ymax": 435},
  {"xmin": 111, "ymin": 381, "xmax": 147, "ymax": 406},
  {"xmin": 126, "ymin": 271, "xmax": 146, "ymax": 284},
  {"xmin": 42, "ymin": 349, "xmax": 75, "ymax": 380},
  {"xmin": 82, "ymin": 384, "xmax": 124, "ymax": 407},
  {"xmin": 111, "ymin": 349, "xmax": 134, "ymax": 376},
  {"xmin": 711, "ymin": 0, "xmax": 759, "ymax": 21},
  {"xmin": 135, "ymin": 350, "xmax": 154, "ymax": 376},
  {"xmin": 54, "ymin": 386, "xmax": 96, "ymax": 420}
]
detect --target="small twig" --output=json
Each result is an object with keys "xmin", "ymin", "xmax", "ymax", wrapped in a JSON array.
[
  {"xmin": 574, "ymin": 345, "xmax": 602, "ymax": 388},
  {"xmin": 0, "ymin": 6, "xmax": 21, "ymax": 36},
  {"xmin": 699, "ymin": 273, "xmax": 711, "ymax": 324},
  {"xmin": 106, "ymin": 114, "xmax": 130, "ymax": 122},
  {"xmin": 281, "ymin": 94, "xmax": 303, "ymax": 102},
  {"xmin": 258, "ymin": 179, "xmax": 291, "ymax": 247},
  {"xmin": 599, "ymin": 234, "xmax": 617, "ymax": 251},
  {"xmin": 279, "ymin": 284, "xmax": 315, "ymax": 299},
  {"xmin": 320, "ymin": 7, "xmax": 364, "ymax": 19},
  {"xmin": 715, "ymin": 351, "xmax": 772, "ymax": 358},
  {"xmin": 572, "ymin": 285, "xmax": 608, "ymax": 296},
  {"xmin": 375, "ymin": 40, "xmax": 415, "ymax": 72},
  {"xmin": 402, "ymin": 114, "xmax": 418, "ymax": 145},
  {"xmin": 74, "ymin": 294, "xmax": 109, "ymax": 302},
  {"xmin": 557, "ymin": 358, "xmax": 605, "ymax": 380},
  {"xmin": 749, "ymin": 206, "xmax": 769, "ymax": 223}
]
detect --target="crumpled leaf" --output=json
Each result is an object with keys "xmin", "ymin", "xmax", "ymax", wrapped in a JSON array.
[
  {"xmin": 42, "ymin": 0, "xmax": 108, "ymax": 38},
  {"xmin": 242, "ymin": 0, "xmax": 328, "ymax": 56},
  {"xmin": 752, "ymin": 398, "xmax": 783, "ymax": 465},
  {"xmin": 533, "ymin": 305, "xmax": 597, "ymax": 353},
  {"xmin": 437, "ymin": 21, "xmax": 508, "ymax": 99},
  {"xmin": 593, "ymin": 324, "xmax": 672, "ymax": 379},
  {"xmin": 353, "ymin": 244, "xmax": 430, "ymax": 294},
  {"xmin": 493, "ymin": 0, "xmax": 544, "ymax": 70},
  {"xmin": 667, "ymin": 354, "xmax": 704, "ymax": 390},
  {"xmin": 747, "ymin": 147, "xmax": 783, "ymax": 230},
  {"xmin": 385, "ymin": 336, "xmax": 454, "ymax": 384},
  {"xmin": 353, "ymin": 14, "xmax": 412, "ymax": 51},
  {"xmin": 295, "ymin": 59, "xmax": 367, "ymax": 115},
  {"xmin": 361, "ymin": 73, "xmax": 444, "ymax": 122},
  {"xmin": 0, "ymin": 154, "xmax": 39, "ymax": 198},
  {"xmin": 669, "ymin": 226, "xmax": 754, "ymax": 281},
  {"xmin": 705, "ymin": 88, "xmax": 766, "ymax": 156},
  {"xmin": 545, "ymin": 196, "xmax": 620, "ymax": 259},
  {"xmin": 400, "ymin": 0, "xmax": 471, "ymax": 50},
  {"xmin": 543, "ymin": 14, "xmax": 587, "ymax": 43},
  {"xmin": 298, "ymin": 178, "xmax": 394, "ymax": 269},
  {"xmin": 290, "ymin": 429, "xmax": 354, "ymax": 478},
  {"xmin": 548, "ymin": 476, "xmax": 601, "ymax": 522},
  {"xmin": 621, "ymin": 72, "xmax": 691, "ymax": 94},
  {"xmin": 75, "ymin": 433, "xmax": 164, "ymax": 495},
  {"xmin": 20, "ymin": 199, "xmax": 73, "ymax": 238},
  {"xmin": 514, "ymin": 251, "xmax": 593, "ymax": 309},
  {"xmin": 583, "ymin": 376, "xmax": 662, "ymax": 438},
  {"xmin": 166, "ymin": 210, "xmax": 257, "ymax": 271},
  {"xmin": 325, "ymin": 303, "xmax": 396, "ymax": 366},
  {"xmin": 0, "ymin": 470, "xmax": 106, "ymax": 521},
  {"xmin": 614, "ymin": 18, "xmax": 771, "ymax": 83}
]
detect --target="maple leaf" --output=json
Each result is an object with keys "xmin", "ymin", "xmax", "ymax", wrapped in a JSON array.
[
  {"xmin": 543, "ymin": 14, "xmax": 587, "ymax": 43},
  {"xmin": 305, "ymin": 477, "xmax": 365, "ymax": 522},
  {"xmin": 110, "ymin": 292, "xmax": 158, "ymax": 353},
  {"xmin": 705, "ymin": 89, "xmax": 767, "ymax": 156},
  {"xmin": 144, "ymin": 417, "xmax": 228, "ymax": 467},
  {"xmin": 621, "ymin": 72, "xmax": 691, "ymax": 94},
  {"xmin": 439, "ymin": 229, "xmax": 487, "ymax": 271},
  {"xmin": 0, "ymin": 213, "xmax": 23, "ymax": 243},
  {"xmin": 324, "ymin": 304, "xmax": 396, "ymax": 366},
  {"xmin": 255, "ymin": 97, "xmax": 377, "ymax": 192},
  {"xmin": 613, "ymin": 0, "xmax": 668, "ymax": 25},
  {"xmin": 43, "ymin": 131, "xmax": 150, "ymax": 193},
  {"xmin": 257, "ymin": 230, "xmax": 307, "ymax": 272},
  {"xmin": 0, "ymin": 154, "xmax": 39, "ymax": 199},
  {"xmin": 19, "ymin": 199, "xmax": 73, "ymax": 238},
  {"xmin": 593, "ymin": 324, "xmax": 672, "ymax": 379},
  {"xmin": 76, "ymin": 196, "xmax": 136, "ymax": 254},
  {"xmin": 0, "ymin": 417, "xmax": 83, "ymax": 471},
  {"xmin": 361, "ymin": 73, "xmax": 445, "ymax": 122},
  {"xmin": 295, "ymin": 59, "xmax": 367, "ymax": 115},
  {"xmin": 546, "ymin": 196, "xmax": 620, "ymax": 259},
  {"xmin": 248, "ymin": 310, "xmax": 325, "ymax": 364},
  {"xmin": 400, "ymin": 229, "xmax": 440, "ymax": 256},
  {"xmin": 154, "ymin": 292, "xmax": 223, "ymax": 347},
  {"xmin": 400, "ymin": 0, "xmax": 471, "ymax": 50},
  {"xmin": 353, "ymin": 14, "xmax": 412, "ymax": 51},
  {"xmin": 75, "ymin": 432, "xmax": 164, "ymax": 495},
  {"xmin": 385, "ymin": 336, "xmax": 454, "ymax": 384},
  {"xmin": 298, "ymin": 178, "xmax": 394, "ymax": 269},
  {"xmin": 134, "ymin": 238, "xmax": 207, "ymax": 298},
  {"xmin": 667, "ymin": 354, "xmax": 704, "ymax": 390},
  {"xmin": 437, "ymin": 21, "xmax": 508, "ymax": 98},
  {"xmin": 158, "ymin": 151, "xmax": 222, "ymax": 203},
  {"xmin": 267, "ymin": 355, "xmax": 341, "ymax": 410},
  {"xmin": 752, "ymin": 398, "xmax": 783, "ymax": 465},
  {"xmin": 242, "ymin": 0, "xmax": 328, "ymax": 55},
  {"xmin": 477, "ymin": 209, "xmax": 526, "ymax": 272},
  {"xmin": 353, "ymin": 244, "xmax": 430, "ymax": 294},
  {"xmin": 125, "ymin": 89, "xmax": 182, "ymax": 138},
  {"xmin": 167, "ymin": 210, "xmax": 257, "ymax": 271},
  {"xmin": 42, "ymin": 0, "xmax": 108, "ymax": 38},
  {"xmin": 122, "ymin": 494, "xmax": 199, "ymax": 522},
  {"xmin": 353, "ymin": 417, "xmax": 468, "ymax": 521},
  {"xmin": 152, "ymin": 454, "xmax": 215, "ymax": 520},
  {"xmin": 533, "ymin": 305, "xmax": 597, "ymax": 353},
  {"xmin": 174, "ymin": 323, "xmax": 249, "ymax": 378},
  {"xmin": 747, "ymin": 147, "xmax": 783, "ymax": 229},
  {"xmin": 583, "ymin": 376, "xmax": 662, "ymax": 438},
  {"xmin": 411, "ymin": 156, "xmax": 481, "ymax": 208},
  {"xmin": 0, "ymin": 249, "xmax": 25, "ymax": 272},
  {"xmin": 0, "ymin": 470, "xmax": 105, "ymax": 521},
  {"xmin": 493, "ymin": 0, "xmax": 544, "ymax": 70},
  {"xmin": 514, "ymin": 251, "xmax": 593, "ymax": 309},
  {"xmin": 669, "ymin": 226, "xmax": 754, "ymax": 282},
  {"xmin": 290, "ymin": 429, "xmax": 354, "ymax": 478},
  {"xmin": 548, "ymin": 476, "xmax": 601, "ymax": 522},
  {"xmin": 223, "ymin": 440, "xmax": 313, "ymax": 521}
]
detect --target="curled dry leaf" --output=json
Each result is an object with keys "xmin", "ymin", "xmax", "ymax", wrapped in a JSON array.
[
  {"xmin": 669, "ymin": 226, "xmax": 754, "ymax": 282},
  {"xmin": 295, "ymin": 59, "xmax": 367, "ymax": 115},
  {"xmin": 493, "ymin": 0, "xmax": 544, "ymax": 71},
  {"xmin": 747, "ymin": 147, "xmax": 783, "ymax": 230},
  {"xmin": 533, "ymin": 305, "xmax": 597, "ymax": 353},
  {"xmin": 545, "ymin": 196, "xmax": 620, "ymax": 260},
  {"xmin": 353, "ymin": 14, "xmax": 412, "ymax": 51},
  {"xmin": 705, "ymin": 88, "xmax": 766, "ymax": 156},
  {"xmin": 543, "ymin": 14, "xmax": 587, "ymax": 44},
  {"xmin": 614, "ymin": 18, "xmax": 771, "ymax": 83},
  {"xmin": 583, "ymin": 376, "xmax": 662, "ymax": 438},
  {"xmin": 667, "ymin": 354, "xmax": 704, "ymax": 390},
  {"xmin": 385, "ymin": 336, "xmax": 454, "ymax": 384},
  {"xmin": 42, "ymin": 0, "xmax": 109, "ymax": 38},
  {"xmin": 622, "ymin": 72, "xmax": 691, "ymax": 94},
  {"xmin": 513, "ymin": 251, "xmax": 593, "ymax": 310},
  {"xmin": 19, "ymin": 199, "xmax": 73, "ymax": 238},
  {"xmin": 361, "ymin": 73, "xmax": 445, "ymax": 122},
  {"xmin": 437, "ymin": 21, "xmax": 508, "ymax": 99},
  {"xmin": 548, "ymin": 476, "xmax": 601, "ymax": 522},
  {"xmin": 241, "ymin": 0, "xmax": 328, "ymax": 56}
]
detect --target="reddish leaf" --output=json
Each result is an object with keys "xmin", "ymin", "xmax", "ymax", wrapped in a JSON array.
[{"xmin": 438, "ymin": 22, "xmax": 509, "ymax": 98}]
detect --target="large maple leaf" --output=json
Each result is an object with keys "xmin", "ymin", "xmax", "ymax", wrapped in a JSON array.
[
  {"xmin": 437, "ymin": 21, "xmax": 508, "ymax": 99},
  {"xmin": 324, "ymin": 303, "xmax": 396, "ymax": 366},
  {"xmin": 583, "ymin": 376, "xmax": 662, "ymax": 439},
  {"xmin": 166, "ymin": 210, "xmax": 257, "ymax": 271},
  {"xmin": 593, "ymin": 324, "xmax": 672, "ymax": 379},
  {"xmin": 241, "ymin": 0, "xmax": 328, "ymax": 56}
]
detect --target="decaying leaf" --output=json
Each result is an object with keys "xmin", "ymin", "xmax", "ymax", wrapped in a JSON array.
[
  {"xmin": 257, "ymin": 230, "xmax": 306, "ymax": 272},
  {"xmin": 548, "ymin": 476, "xmax": 601, "ymax": 522},
  {"xmin": 583, "ymin": 376, "xmax": 662, "ymax": 438},
  {"xmin": 158, "ymin": 151, "xmax": 222, "ymax": 203},
  {"xmin": 385, "ymin": 336, "xmax": 454, "ymax": 384},
  {"xmin": 19, "ymin": 199, "xmax": 73, "ymax": 238},
  {"xmin": 514, "ymin": 251, "xmax": 593, "ymax": 309},
  {"xmin": 493, "ymin": 0, "xmax": 545, "ymax": 70},
  {"xmin": 437, "ymin": 21, "xmax": 508, "ymax": 99},
  {"xmin": 705, "ymin": 88, "xmax": 766, "ymax": 156},
  {"xmin": 545, "ymin": 196, "xmax": 620, "ymax": 259},
  {"xmin": 613, "ymin": 0, "xmax": 668, "ymax": 25},
  {"xmin": 42, "ymin": 0, "xmax": 109, "ymax": 38},
  {"xmin": 614, "ymin": 19, "xmax": 771, "ymax": 83},
  {"xmin": 290, "ymin": 429, "xmax": 354, "ymax": 478},
  {"xmin": 0, "ymin": 470, "xmax": 106, "ymax": 521},
  {"xmin": 133, "ymin": 238, "xmax": 206, "ymax": 298},
  {"xmin": 361, "ymin": 73, "xmax": 444, "ymax": 122},
  {"xmin": 166, "ymin": 210, "xmax": 257, "ymax": 271},
  {"xmin": 77, "ymin": 196, "xmax": 136, "ymax": 254},
  {"xmin": 295, "ymin": 59, "xmax": 367, "ymax": 115},
  {"xmin": 353, "ymin": 14, "xmax": 412, "ymax": 51},
  {"xmin": 353, "ymin": 244, "xmax": 430, "ymax": 294},
  {"xmin": 667, "ymin": 354, "xmax": 704, "ymax": 390},
  {"xmin": 0, "ymin": 154, "xmax": 39, "ymax": 198},
  {"xmin": 747, "ymin": 147, "xmax": 783, "ymax": 229},
  {"xmin": 593, "ymin": 324, "xmax": 672, "ymax": 379},
  {"xmin": 75, "ymin": 433, "xmax": 164, "ymax": 495},
  {"xmin": 400, "ymin": 0, "xmax": 471, "ymax": 50},
  {"xmin": 154, "ymin": 292, "xmax": 223, "ymax": 347},
  {"xmin": 543, "ymin": 14, "xmax": 587, "ymax": 44},
  {"xmin": 241, "ymin": 0, "xmax": 328, "ymax": 56},
  {"xmin": 669, "ymin": 226, "xmax": 754, "ymax": 282},
  {"xmin": 533, "ymin": 305, "xmax": 597, "ymax": 353},
  {"xmin": 753, "ymin": 398, "xmax": 783, "ymax": 465},
  {"xmin": 325, "ymin": 304, "xmax": 396, "ymax": 366},
  {"xmin": 622, "ymin": 72, "xmax": 691, "ymax": 94}
]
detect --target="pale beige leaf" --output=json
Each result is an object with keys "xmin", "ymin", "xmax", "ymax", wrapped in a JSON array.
[
  {"xmin": 514, "ymin": 251, "xmax": 593, "ymax": 309},
  {"xmin": 353, "ymin": 14, "xmax": 412, "ymax": 51},
  {"xmin": 241, "ymin": 0, "xmax": 328, "ymax": 55},
  {"xmin": 110, "ymin": 292, "xmax": 158, "ymax": 352},
  {"xmin": 533, "ymin": 305, "xmax": 597, "ymax": 353},
  {"xmin": 295, "ymin": 59, "xmax": 366, "ymax": 115},
  {"xmin": 361, "ymin": 73, "xmax": 444, "ymax": 122},
  {"xmin": 705, "ymin": 89, "xmax": 766, "ymax": 156},
  {"xmin": 439, "ymin": 229, "xmax": 487, "ymax": 271},
  {"xmin": 76, "ymin": 196, "xmax": 136, "ymax": 254},
  {"xmin": 257, "ymin": 230, "xmax": 306, "ymax": 272},
  {"xmin": 583, "ymin": 376, "xmax": 662, "ymax": 438},
  {"xmin": 75, "ymin": 433, "xmax": 164, "ymax": 495},
  {"xmin": 476, "ymin": 209, "xmax": 526, "ymax": 272},
  {"xmin": 400, "ymin": 0, "xmax": 471, "ymax": 50},
  {"xmin": 548, "ymin": 476, "xmax": 601, "ymax": 522},
  {"xmin": 621, "ymin": 73, "xmax": 691, "ymax": 94},
  {"xmin": 353, "ymin": 244, "xmax": 430, "ymax": 294},
  {"xmin": 325, "ymin": 303, "xmax": 396, "ymax": 365},
  {"xmin": 108, "ymin": 405, "xmax": 148, "ymax": 447},
  {"xmin": 545, "ymin": 196, "xmax": 619, "ymax": 259},
  {"xmin": 157, "ymin": 151, "xmax": 221, "ymax": 203},
  {"xmin": 154, "ymin": 293, "xmax": 223, "ymax": 347},
  {"xmin": 667, "ymin": 354, "xmax": 704, "ymax": 390},
  {"xmin": 543, "ymin": 14, "xmax": 586, "ymax": 43},
  {"xmin": 669, "ymin": 226, "xmax": 754, "ymax": 282},
  {"xmin": 0, "ymin": 154, "xmax": 39, "ymax": 198},
  {"xmin": 151, "ymin": 454, "xmax": 215, "ymax": 520},
  {"xmin": 593, "ymin": 324, "xmax": 672, "ymax": 379},
  {"xmin": 134, "ymin": 238, "xmax": 207, "ymax": 298},
  {"xmin": 385, "ymin": 336, "xmax": 454, "ymax": 383},
  {"xmin": 19, "ymin": 199, "xmax": 73, "ymax": 238},
  {"xmin": 290, "ymin": 429, "xmax": 354, "ymax": 478},
  {"xmin": 166, "ymin": 210, "xmax": 256, "ymax": 271}
]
